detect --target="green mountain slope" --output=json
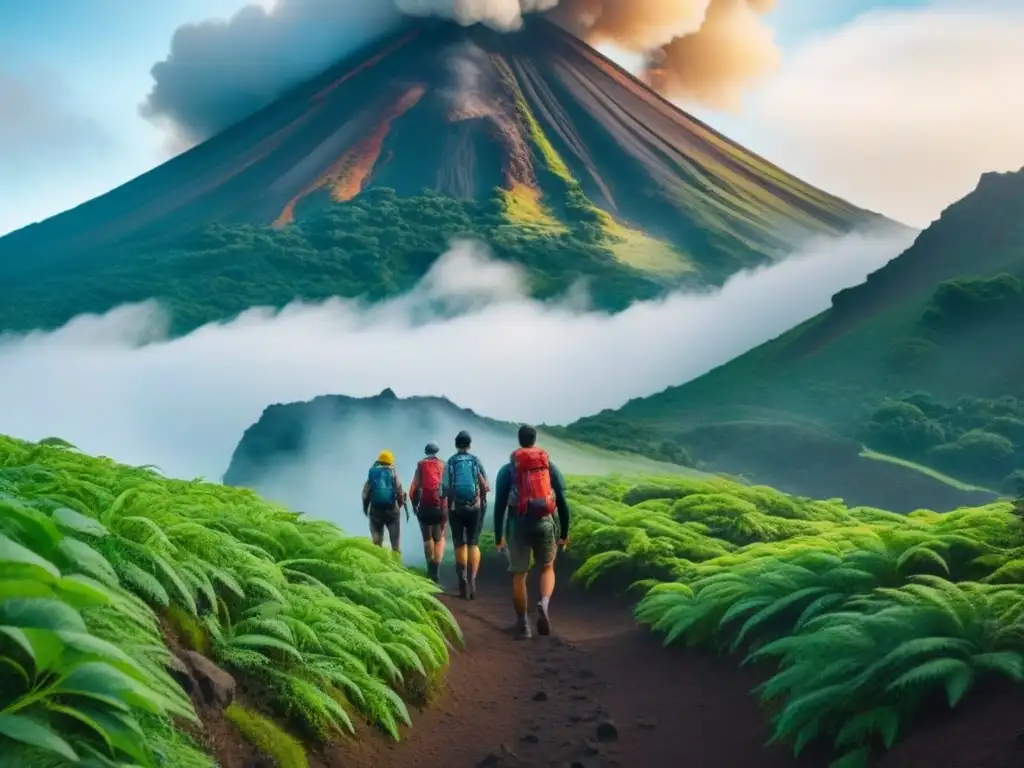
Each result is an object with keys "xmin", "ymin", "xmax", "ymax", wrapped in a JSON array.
[
  {"xmin": 0, "ymin": 19, "xmax": 892, "ymax": 336},
  {"xmin": 562, "ymin": 168, "xmax": 1024, "ymax": 495}
]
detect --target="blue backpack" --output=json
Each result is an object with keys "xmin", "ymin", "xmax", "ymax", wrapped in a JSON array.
[
  {"xmin": 449, "ymin": 453, "xmax": 480, "ymax": 505},
  {"xmin": 367, "ymin": 464, "xmax": 397, "ymax": 506}
]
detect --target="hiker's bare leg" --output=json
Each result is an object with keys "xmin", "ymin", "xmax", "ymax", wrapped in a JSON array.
[
  {"xmin": 388, "ymin": 517, "xmax": 401, "ymax": 558},
  {"xmin": 434, "ymin": 534, "xmax": 446, "ymax": 563},
  {"xmin": 512, "ymin": 572, "xmax": 528, "ymax": 615},
  {"xmin": 469, "ymin": 545, "xmax": 482, "ymax": 578},
  {"xmin": 534, "ymin": 530, "xmax": 557, "ymax": 636},
  {"xmin": 539, "ymin": 562, "xmax": 555, "ymax": 601},
  {"xmin": 455, "ymin": 544, "xmax": 468, "ymax": 570}
]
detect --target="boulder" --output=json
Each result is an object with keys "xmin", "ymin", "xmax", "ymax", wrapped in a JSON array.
[{"xmin": 182, "ymin": 650, "xmax": 236, "ymax": 709}]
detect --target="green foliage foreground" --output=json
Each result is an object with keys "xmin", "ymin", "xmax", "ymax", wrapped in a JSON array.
[
  {"xmin": 561, "ymin": 474, "xmax": 1024, "ymax": 767},
  {"xmin": 0, "ymin": 435, "xmax": 461, "ymax": 766}
]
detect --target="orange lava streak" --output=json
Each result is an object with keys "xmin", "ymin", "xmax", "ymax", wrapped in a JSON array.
[
  {"xmin": 311, "ymin": 30, "xmax": 421, "ymax": 102},
  {"xmin": 273, "ymin": 85, "xmax": 427, "ymax": 228}
]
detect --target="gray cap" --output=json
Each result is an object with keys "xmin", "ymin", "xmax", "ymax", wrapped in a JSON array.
[{"xmin": 425, "ymin": 442, "xmax": 440, "ymax": 455}]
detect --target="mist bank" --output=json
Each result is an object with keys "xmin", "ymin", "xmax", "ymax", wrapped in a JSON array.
[
  {"xmin": 0, "ymin": 226, "xmax": 914, "ymax": 484},
  {"xmin": 227, "ymin": 389, "xmax": 694, "ymax": 563}
]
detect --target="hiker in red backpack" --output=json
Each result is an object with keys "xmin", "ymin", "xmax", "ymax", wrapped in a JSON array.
[
  {"xmin": 408, "ymin": 442, "xmax": 447, "ymax": 583},
  {"xmin": 492, "ymin": 425, "xmax": 570, "ymax": 639}
]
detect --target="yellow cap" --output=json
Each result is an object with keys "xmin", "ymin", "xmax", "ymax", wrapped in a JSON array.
[{"xmin": 377, "ymin": 450, "xmax": 394, "ymax": 465}]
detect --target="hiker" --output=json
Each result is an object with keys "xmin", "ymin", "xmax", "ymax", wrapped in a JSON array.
[
  {"xmin": 408, "ymin": 442, "xmax": 447, "ymax": 582},
  {"xmin": 362, "ymin": 449, "xmax": 409, "ymax": 557},
  {"xmin": 442, "ymin": 430, "xmax": 489, "ymax": 599},
  {"xmin": 493, "ymin": 425, "xmax": 570, "ymax": 640}
]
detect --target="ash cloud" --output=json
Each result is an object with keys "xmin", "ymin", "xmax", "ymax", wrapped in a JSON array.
[
  {"xmin": 140, "ymin": 0, "xmax": 404, "ymax": 147},
  {"xmin": 0, "ymin": 228, "xmax": 914, "ymax": 487},
  {"xmin": 142, "ymin": 0, "xmax": 780, "ymax": 146}
]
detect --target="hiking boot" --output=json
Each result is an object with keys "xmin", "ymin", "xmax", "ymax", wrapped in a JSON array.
[
  {"xmin": 457, "ymin": 568, "xmax": 469, "ymax": 600},
  {"xmin": 426, "ymin": 561, "xmax": 439, "ymax": 583},
  {"xmin": 468, "ymin": 576, "xmax": 477, "ymax": 600},
  {"xmin": 515, "ymin": 616, "xmax": 532, "ymax": 640},
  {"xmin": 536, "ymin": 601, "xmax": 551, "ymax": 636}
]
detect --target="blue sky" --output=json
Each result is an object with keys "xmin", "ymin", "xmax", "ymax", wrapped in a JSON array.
[
  {"xmin": 1, "ymin": 0, "xmax": 1020, "ymax": 234},
  {"xmin": 0, "ymin": 0, "xmax": 256, "ymax": 234}
]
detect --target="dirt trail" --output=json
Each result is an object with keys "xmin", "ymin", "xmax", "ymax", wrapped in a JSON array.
[
  {"xmin": 337, "ymin": 556, "xmax": 814, "ymax": 768},
  {"xmin": 188, "ymin": 551, "xmax": 1024, "ymax": 768}
]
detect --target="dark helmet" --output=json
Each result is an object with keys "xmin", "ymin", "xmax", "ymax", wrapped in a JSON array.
[
  {"xmin": 424, "ymin": 442, "xmax": 440, "ymax": 456},
  {"xmin": 455, "ymin": 430, "xmax": 472, "ymax": 449}
]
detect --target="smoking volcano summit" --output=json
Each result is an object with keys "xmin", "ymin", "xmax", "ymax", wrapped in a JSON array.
[{"xmin": 0, "ymin": 16, "xmax": 901, "ymax": 335}]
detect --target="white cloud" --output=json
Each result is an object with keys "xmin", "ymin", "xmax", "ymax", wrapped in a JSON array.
[
  {"xmin": 0, "ymin": 228, "xmax": 914, "ymax": 484},
  {"xmin": 731, "ymin": 2, "xmax": 1024, "ymax": 227}
]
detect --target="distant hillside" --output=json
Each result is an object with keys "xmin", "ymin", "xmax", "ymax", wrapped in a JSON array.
[
  {"xmin": 226, "ymin": 387, "xmax": 993, "ymax": 517},
  {"xmin": 562, "ymin": 168, "xmax": 1024, "ymax": 496},
  {"xmin": 223, "ymin": 388, "xmax": 699, "ymax": 523},
  {"xmin": 0, "ymin": 18, "xmax": 893, "ymax": 336}
]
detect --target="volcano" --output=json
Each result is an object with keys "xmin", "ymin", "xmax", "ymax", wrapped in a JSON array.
[{"xmin": 0, "ymin": 18, "xmax": 900, "ymax": 335}]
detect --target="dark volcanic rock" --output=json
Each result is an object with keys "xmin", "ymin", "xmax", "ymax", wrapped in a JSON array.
[{"xmin": 182, "ymin": 650, "xmax": 236, "ymax": 709}]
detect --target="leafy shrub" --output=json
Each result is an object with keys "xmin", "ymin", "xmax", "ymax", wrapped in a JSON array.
[
  {"xmin": 927, "ymin": 430, "xmax": 1015, "ymax": 476},
  {"xmin": 1003, "ymin": 469, "xmax": 1024, "ymax": 497},
  {"xmin": 920, "ymin": 274, "xmax": 1024, "ymax": 332},
  {"xmin": 859, "ymin": 393, "xmax": 1024, "ymax": 486},
  {"xmin": 748, "ymin": 578, "xmax": 1024, "ymax": 767},
  {"xmin": 988, "ymin": 416, "xmax": 1024, "ymax": 444},
  {"xmin": 863, "ymin": 401, "xmax": 945, "ymax": 457},
  {"xmin": 0, "ymin": 499, "xmax": 205, "ymax": 767},
  {"xmin": 0, "ymin": 433, "xmax": 465, "ymax": 762},
  {"xmin": 556, "ymin": 474, "xmax": 1024, "ymax": 765}
]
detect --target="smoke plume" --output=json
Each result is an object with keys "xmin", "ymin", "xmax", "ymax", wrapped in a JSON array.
[{"xmin": 142, "ymin": 0, "xmax": 780, "ymax": 145}]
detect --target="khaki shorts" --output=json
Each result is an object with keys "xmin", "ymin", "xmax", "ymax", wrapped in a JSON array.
[{"xmin": 506, "ymin": 515, "xmax": 558, "ymax": 574}]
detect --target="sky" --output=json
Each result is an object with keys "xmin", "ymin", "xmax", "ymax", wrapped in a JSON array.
[{"xmin": 1, "ymin": 0, "xmax": 1021, "ymax": 235}]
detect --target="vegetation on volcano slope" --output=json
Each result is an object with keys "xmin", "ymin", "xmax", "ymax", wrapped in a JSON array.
[
  {"xmin": 860, "ymin": 392, "xmax": 1024, "ymax": 491},
  {"xmin": 559, "ymin": 474, "xmax": 1024, "ymax": 767},
  {"xmin": 0, "ymin": 434, "xmax": 461, "ymax": 766},
  {"xmin": 562, "ymin": 170, "xmax": 1024, "ymax": 493},
  {"xmin": 0, "ymin": 187, "xmax": 687, "ymax": 338}
]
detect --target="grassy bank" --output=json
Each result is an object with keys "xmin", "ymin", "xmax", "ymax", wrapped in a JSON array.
[
  {"xmin": 556, "ymin": 473, "xmax": 1024, "ymax": 767},
  {"xmin": 0, "ymin": 435, "xmax": 461, "ymax": 766}
]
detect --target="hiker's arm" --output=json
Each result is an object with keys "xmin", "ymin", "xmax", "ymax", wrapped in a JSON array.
[
  {"xmin": 395, "ymin": 474, "xmax": 408, "ymax": 506},
  {"xmin": 441, "ymin": 460, "xmax": 453, "ymax": 511},
  {"xmin": 361, "ymin": 481, "xmax": 370, "ymax": 515},
  {"xmin": 476, "ymin": 459, "xmax": 490, "ymax": 494},
  {"xmin": 550, "ymin": 463, "xmax": 570, "ymax": 539},
  {"xmin": 408, "ymin": 466, "xmax": 420, "ymax": 500},
  {"xmin": 492, "ymin": 465, "xmax": 510, "ymax": 541}
]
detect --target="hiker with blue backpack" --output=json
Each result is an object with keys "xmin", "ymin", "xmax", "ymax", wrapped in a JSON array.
[
  {"xmin": 362, "ymin": 449, "xmax": 409, "ymax": 557},
  {"xmin": 442, "ymin": 431, "xmax": 490, "ymax": 599}
]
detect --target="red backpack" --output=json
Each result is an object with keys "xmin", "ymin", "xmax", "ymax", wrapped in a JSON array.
[
  {"xmin": 511, "ymin": 447, "xmax": 556, "ymax": 518},
  {"xmin": 417, "ymin": 457, "xmax": 444, "ymax": 508}
]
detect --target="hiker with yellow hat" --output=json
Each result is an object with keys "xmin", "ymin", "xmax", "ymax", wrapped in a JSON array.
[{"xmin": 362, "ymin": 449, "xmax": 409, "ymax": 557}]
